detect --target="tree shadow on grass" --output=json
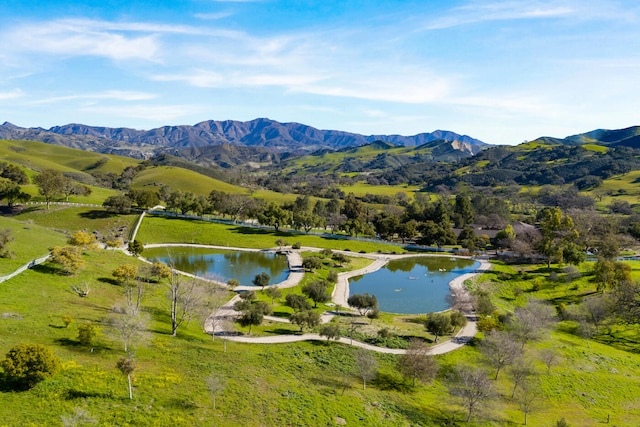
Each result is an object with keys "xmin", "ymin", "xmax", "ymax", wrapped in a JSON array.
[
  {"xmin": 97, "ymin": 277, "xmax": 120, "ymax": 286},
  {"xmin": 65, "ymin": 389, "xmax": 112, "ymax": 400},
  {"xmin": 78, "ymin": 210, "xmax": 119, "ymax": 220},
  {"xmin": 373, "ymin": 372, "xmax": 412, "ymax": 392},
  {"xmin": 30, "ymin": 263, "xmax": 61, "ymax": 276},
  {"xmin": 265, "ymin": 328, "xmax": 300, "ymax": 335}
]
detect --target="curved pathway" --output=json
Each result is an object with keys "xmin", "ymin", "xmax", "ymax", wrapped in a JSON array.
[{"xmin": 202, "ymin": 249, "xmax": 491, "ymax": 355}]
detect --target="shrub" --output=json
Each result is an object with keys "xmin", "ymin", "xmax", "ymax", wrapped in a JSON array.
[
  {"xmin": 77, "ymin": 323, "xmax": 99, "ymax": 346},
  {"xmin": 62, "ymin": 315, "xmax": 74, "ymax": 328},
  {"xmin": 292, "ymin": 242, "xmax": 301, "ymax": 249},
  {"xmin": 1, "ymin": 343, "xmax": 60, "ymax": 390}
]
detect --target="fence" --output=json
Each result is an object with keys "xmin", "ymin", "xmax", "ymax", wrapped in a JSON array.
[{"xmin": 0, "ymin": 254, "xmax": 50, "ymax": 283}]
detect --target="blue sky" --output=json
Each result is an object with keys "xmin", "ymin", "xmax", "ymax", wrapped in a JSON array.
[{"xmin": 1, "ymin": 0, "xmax": 639, "ymax": 145}]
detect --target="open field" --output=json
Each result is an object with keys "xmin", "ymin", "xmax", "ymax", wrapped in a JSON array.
[
  {"xmin": 1, "ymin": 204, "xmax": 640, "ymax": 425},
  {"xmin": 136, "ymin": 215, "xmax": 409, "ymax": 253}
]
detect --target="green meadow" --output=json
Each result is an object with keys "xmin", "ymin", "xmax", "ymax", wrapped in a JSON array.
[{"xmin": 0, "ymin": 206, "xmax": 639, "ymax": 425}]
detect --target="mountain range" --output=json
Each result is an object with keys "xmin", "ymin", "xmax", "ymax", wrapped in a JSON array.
[{"xmin": 0, "ymin": 119, "xmax": 487, "ymax": 162}]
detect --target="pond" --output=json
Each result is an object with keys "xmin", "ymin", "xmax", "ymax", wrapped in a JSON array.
[
  {"xmin": 143, "ymin": 246, "xmax": 289, "ymax": 287},
  {"xmin": 349, "ymin": 256, "xmax": 479, "ymax": 314}
]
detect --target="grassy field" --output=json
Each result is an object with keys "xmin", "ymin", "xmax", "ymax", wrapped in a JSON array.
[
  {"xmin": 337, "ymin": 183, "xmax": 420, "ymax": 199},
  {"xmin": 0, "ymin": 139, "xmax": 139, "ymax": 176},
  {"xmin": 2, "ymin": 208, "xmax": 640, "ymax": 425},
  {"xmin": 0, "ymin": 215, "xmax": 68, "ymax": 274},
  {"xmin": 131, "ymin": 166, "xmax": 245, "ymax": 195},
  {"xmin": 136, "ymin": 214, "xmax": 408, "ymax": 253},
  {"xmin": 1, "ymin": 252, "xmax": 639, "ymax": 426}
]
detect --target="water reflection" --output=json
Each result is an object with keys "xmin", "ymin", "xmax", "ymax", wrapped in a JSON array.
[
  {"xmin": 349, "ymin": 257, "xmax": 478, "ymax": 314},
  {"xmin": 144, "ymin": 246, "xmax": 289, "ymax": 286}
]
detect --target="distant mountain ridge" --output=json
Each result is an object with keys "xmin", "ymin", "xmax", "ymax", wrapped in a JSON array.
[{"xmin": 0, "ymin": 119, "xmax": 487, "ymax": 161}]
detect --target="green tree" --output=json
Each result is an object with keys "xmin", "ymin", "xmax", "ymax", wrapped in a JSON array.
[
  {"xmin": 128, "ymin": 240, "xmax": 144, "ymax": 257},
  {"xmin": 252, "ymin": 272, "xmax": 270, "ymax": 289},
  {"xmin": 264, "ymin": 286, "xmax": 282, "ymax": 305},
  {"xmin": 258, "ymin": 202, "xmax": 292, "ymax": 232},
  {"xmin": 453, "ymin": 194, "xmax": 474, "ymax": 228},
  {"xmin": 593, "ymin": 259, "xmax": 632, "ymax": 293},
  {"xmin": 77, "ymin": 323, "xmax": 99, "ymax": 346},
  {"xmin": 0, "ymin": 179, "xmax": 30, "ymax": 207},
  {"xmin": 538, "ymin": 207, "xmax": 578, "ymax": 270},
  {"xmin": 68, "ymin": 230, "xmax": 98, "ymax": 250},
  {"xmin": 237, "ymin": 302, "xmax": 271, "ymax": 335},
  {"xmin": 50, "ymin": 246, "xmax": 85, "ymax": 275},
  {"xmin": 347, "ymin": 293, "xmax": 379, "ymax": 316},
  {"xmin": 302, "ymin": 280, "xmax": 330, "ymax": 308},
  {"xmin": 1, "ymin": 343, "xmax": 60, "ymax": 390},
  {"xmin": 289, "ymin": 310, "xmax": 321, "ymax": 332},
  {"xmin": 34, "ymin": 169, "xmax": 65, "ymax": 209},
  {"xmin": 302, "ymin": 256, "xmax": 323, "ymax": 271},
  {"xmin": 285, "ymin": 294, "xmax": 312, "ymax": 312},
  {"xmin": 127, "ymin": 188, "xmax": 160, "ymax": 209},
  {"xmin": 319, "ymin": 324, "xmax": 341, "ymax": 344},
  {"xmin": 103, "ymin": 194, "xmax": 132, "ymax": 214},
  {"xmin": 425, "ymin": 312, "xmax": 452, "ymax": 342},
  {"xmin": 450, "ymin": 310, "xmax": 468, "ymax": 332}
]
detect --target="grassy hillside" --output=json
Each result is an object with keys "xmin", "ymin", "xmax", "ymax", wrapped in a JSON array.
[
  {"xmin": 0, "ymin": 215, "xmax": 68, "ymax": 274},
  {"xmin": 131, "ymin": 166, "xmax": 245, "ymax": 195},
  {"xmin": 0, "ymin": 139, "xmax": 139, "ymax": 175}
]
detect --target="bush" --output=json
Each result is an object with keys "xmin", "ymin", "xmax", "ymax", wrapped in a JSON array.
[
  {"xmin": 77, "ymin": 323, "xmax": 99, "ymax": 346},
  {"xmin": 292, "ymin": 242, "xmax": 301, "ymax": 249},
  {"xmin": 1, "ymin": 343, "xmax": 60, "ymax": 390}
]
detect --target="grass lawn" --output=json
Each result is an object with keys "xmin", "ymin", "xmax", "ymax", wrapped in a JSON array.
[{"xmin": 136, "ymin": 215, "xmax": 408, "ymax": 253}]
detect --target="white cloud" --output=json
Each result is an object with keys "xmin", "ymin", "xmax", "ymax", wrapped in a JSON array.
[
  {"xmin": 4, "ymin": 21, "xmax": 161, "ymax": 61},
  {"xmin": 194, "ymin": 12, "xmax": 234, "ymax": 20},
  {"xmin": 30, "ymin": 91, "xmax": 158, "ymax": 105},
  {"xmin": 0, "ymin": 89, "xmax": 24, "ymax": 100},
  {"xmin": 424, "ymin": 1, "xmax": 574, "ymax": 30}
]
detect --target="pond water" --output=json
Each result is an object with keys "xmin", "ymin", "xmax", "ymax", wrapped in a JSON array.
[
  {"xmin": 144, "ymin": 246, "xmax": 289, "ymax": 286},
  {"xmin": 349, "ymin": 257, "xmax": 478, "ymax": 314}
]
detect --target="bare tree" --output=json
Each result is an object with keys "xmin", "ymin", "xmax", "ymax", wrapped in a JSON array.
[
  {"xmin": 167, "ymin": 270, "xmax": 207, "ymax": 337},
  {"xmin": 205, "ymin": 373, "xmax": 227, "ymax": 411},
  {"xmin": 206, "ymin": 285, "xmax": 230, "ymax": 342},
  {"xmin": 398, "ymin": 339, "xmax": 438, "ymax": 387},
  {"xmin": 510, "ymin": 299, "xmax": 556, "ymax": 348},
  {"xmin": 517, "ymin": 378, "xmax": 542, "ymax": 425},
  {"xmin": 107, "ymin": 304, "xmax": 149, "ymax": 352},
  {"xmin": 538, "ymin": 348, "xmax": 559, "ymax": 375},
  {"xmin": 447, "ymin": 365, "xmax": 495, "ymax": 423},
  {"xmin": 354, "ymin": 349, "xmax": 377, "ymax": 390},
  {"xmin": 61, "ymin": 406, "xmax": 97, "ymax": 426},
  {"xmin": 508, "ymin": 358, "xmax": 535, "ymax": 399},
  {"xmin": 479, "ymin": 330, "xmax": 523, "ymax": 380}
]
